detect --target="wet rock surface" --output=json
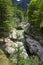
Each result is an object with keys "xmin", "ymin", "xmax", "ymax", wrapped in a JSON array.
[{"xmin": 24, "ymin": 32, "xmax": 43, "ymax": 65}]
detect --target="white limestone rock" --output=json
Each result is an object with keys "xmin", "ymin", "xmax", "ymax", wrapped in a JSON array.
[
  {"xmin": 9, "ymin": 28, "xmax": 17, "ymax": 39},
  {"xmin": 6, "ymin": 47, "xmax": 15, "ymax": 54}
]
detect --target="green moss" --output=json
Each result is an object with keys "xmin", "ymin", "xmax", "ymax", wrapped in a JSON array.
[{"xmin": 0, "ymin": 49, "xmax": 10, "ymax": 65}]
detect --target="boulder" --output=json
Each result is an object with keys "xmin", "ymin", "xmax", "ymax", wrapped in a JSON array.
[
  {"xmin": 9, "ymin": 28, "xmax": 18, "ymax": 40},
  {"xmin": 6, "ymin": 47, "xmax": 15, "ymax": 54},
  {"xmin": 24, "ymin": 33, "xmax": 43, "ymax": 65}
]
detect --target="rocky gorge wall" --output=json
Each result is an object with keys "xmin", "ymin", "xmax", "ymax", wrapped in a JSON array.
[
  {"xmin": 0, "ymin": 22, "xmax": 43, "ymax": 65},
  {"xmin": 24, "ymin": 30, "xmax": 43, "ymax": 65}
]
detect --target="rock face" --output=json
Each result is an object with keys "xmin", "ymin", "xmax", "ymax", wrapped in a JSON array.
[{"xmin": 24, "ymin": 32, "xmax": 43, "ymax": 65}]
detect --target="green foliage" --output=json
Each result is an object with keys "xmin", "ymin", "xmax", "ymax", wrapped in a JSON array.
[
  {"xmin": 25, "ymin": 56, "xmax": 39, "ymax": 65},
  {"xmin": 0, "ymin": 1, "xmax": 25, "ymax": 38},
  {"xmin": 27, "ymin": 0, "xmax": 43, "ymax": 28},
  {"xmin": 0, "ymin": 1, "xmax": 40, "ymax": 65},
  {"xmin": 13, "ymin": 4, "xmax": 24, "ymax": 25},
  {"xmin": 40, "ymin": 21, "xmax": 43, "ymax": 27},
  {"xmin": 0, "ymin": 0, "xmax": 13, "ymax": 37},
  {"xmin": 16, "ymin": 56, "xmax": 39, "ymax": 65},
  {"xmin": 9, "ymin": 44, "xmax": 39, "ymax": 65}
]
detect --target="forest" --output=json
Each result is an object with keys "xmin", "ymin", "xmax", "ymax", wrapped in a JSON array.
[{"xmin": 0, "ymin": 0, "xmax": 43, "ymax": 65}]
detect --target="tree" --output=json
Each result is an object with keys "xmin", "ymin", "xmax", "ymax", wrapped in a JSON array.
[
  {"xmin": 27, "ymin": 0, "xmax": 43, "ymax": 29},
  {"xmin": 0, "ymin": 0, "xmax": 13, "ymax": 38},
  {"xmin": 13, "ymin": 4, "xmax": 24, "ymax": 25}
]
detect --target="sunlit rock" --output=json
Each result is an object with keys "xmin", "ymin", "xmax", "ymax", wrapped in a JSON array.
[
  {"xmin": 9, "ymin": 28, "xmax": 17, "ymax": 39},
  {"xmin": 16, "ymin": 41, "xmax": 23, "ymax": 46},
  {"xmin": 6, "ymin": 47, "xmax": 15, "ymax": 54},
  {"xmin": 20, "ymin": 51, "xmax": 28, "ymax": 59}
]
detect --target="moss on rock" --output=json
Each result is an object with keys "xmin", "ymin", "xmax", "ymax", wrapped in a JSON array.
[{"xmin": 0, "ymin": 49, "xmax": 10, "ymax": 65}]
